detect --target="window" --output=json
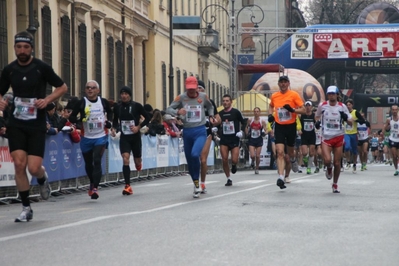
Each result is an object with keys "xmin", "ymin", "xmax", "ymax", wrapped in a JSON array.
[
  {"xmin": 41, "ymin": 6, "xmax": 52, "ymax": 95},
  {"xmin": 61, "ymin": 15, "xmax": 71, "ymax": 98},
  {"xmin": 107, "ymin": 36, "xmax": 114, "ymax": 100},
  {"xmin": 127, "ymin": 45, "xmax": 133, "ymax": 89},
  {"xmin": 94, "ymin": 30, "xmax": 102, "ymax": 89},
  {"xmin": 183, "ymin": 70, "xmax": 187, "ymax": 86},
  {"xmin": 116, "ymin": 40, "xmax": 123, "ymax": 94},
  {"xmin": 162, "ymin": 63, "xmax": 167, "ymax": 109},
  {"xmin": 78, "ymin": 24, "xmax": 87, "ymax": 98}
]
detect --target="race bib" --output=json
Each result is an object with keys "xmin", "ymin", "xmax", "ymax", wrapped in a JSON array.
[
  {"xmin": 304, "ymin": 121, "xmax": 314, "ymax": 131},
  {"xmin": 121, "ymin": 120, "xmax": 135, "ymax": 135},
  {"xmin": 88, "ymin": 117, "xmax": 104, "ymax": 133},
  {"xmin": 13, "ymin": 97, "xmax": 37, "ymax": 120},
  {"xmin": 223, "ymin": 121, "xmax": 235, "ymax": 135},
  {"xmin": 186, "ymin": 105, "xmax": 202, "ymax": 122},
  {"xmin": 251, "ymin": 129, "xmax": 261, "ymax": 138},
  {"xmin": 277, "ymin": 107, "xmax": 292, "ymax": 122},
  {"xmin": 325, "ymin": 118, "xmax": 340, "ymax": 130}
]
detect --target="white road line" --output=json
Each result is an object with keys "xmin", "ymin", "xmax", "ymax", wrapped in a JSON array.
[
  {"xmin": 185, "ymin": 180, "xmax": 220, "ymax": 186},
  {"xmin": 236, "ymin": 180, "xmax": 266, "ymax": 184},
  {"xmin": 0, "ymin": 175, "xmax": 313, "ymax": 243},
  {"xmin": 60, "ymin": 208, "xmax": 90, "ymax": 214}
]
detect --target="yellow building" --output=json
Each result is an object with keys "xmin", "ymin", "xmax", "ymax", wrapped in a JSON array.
[{"xmin": 0, "ymin": 0, "xmax": 231, "ymax": 110}]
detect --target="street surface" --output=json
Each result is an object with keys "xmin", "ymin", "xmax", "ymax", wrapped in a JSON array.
[{"xmin": 1, "ymin": 163, "xmax": 398, "ymax": 266}]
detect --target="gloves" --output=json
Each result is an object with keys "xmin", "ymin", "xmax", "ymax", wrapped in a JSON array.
[
  {"xmin": 365, "ymin": 121, "xmax": 370, "ymax": 127},
  {"xmin": 339, "ymin": 111, "xmax": 348, "ymax": 122},
  {"xmin": 236, "ymin": 131, "xmax": 243, "ymax": 138},
  {"xmin": 105, "ymin": 121, "xmax": 112, "ymax": 129},
  {"xmin": 315, "ymin": 121, "xmax": 321, "ymax": 129},
  {"xmin": 212, "ymin": 127, "xmax": 218, "ymax": 133},
  {"xmin": 268, "ymin": 114, "xmax": 275, "ymax": 123},
  {"xmin": 283, "ymin": 104, "xmax": 295, "ymax": 113}
]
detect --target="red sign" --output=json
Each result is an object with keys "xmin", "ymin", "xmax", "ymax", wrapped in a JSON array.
[{"xmin": 313, "ymin": 32, "xmax": 399, "ymax": 59}]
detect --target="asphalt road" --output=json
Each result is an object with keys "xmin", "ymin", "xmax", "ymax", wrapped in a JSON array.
[{"xmin": 1, "ymin": 163, "xmax": 399, "ymax": 266}]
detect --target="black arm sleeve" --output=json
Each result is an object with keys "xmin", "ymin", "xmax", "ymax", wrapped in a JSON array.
[
  {"xmin": 112, "ymin": 104, "xmax": 119, "ymax": 129},
  {"xmin": 0, "ymin": 66, "xmax": 11, "ymax": 96},
  {"xmin": 101, "ymin": 98, "xmax": 113, "ymax": 121},
  {"xmin": 138, "ymin": 103, "xmax": 151, "ymax": 128},
  {"xmin": 69, "ymin": 99, "xmax": 84, "ymax": 124}
]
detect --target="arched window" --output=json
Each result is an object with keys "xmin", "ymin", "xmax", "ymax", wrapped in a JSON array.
[{"xmin": 116, "ymin": 40, "xmax": 123, "ymax": 94}]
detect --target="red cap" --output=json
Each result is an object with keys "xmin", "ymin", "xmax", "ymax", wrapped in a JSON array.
[{"xmin": 185, "ymin": 76, "xmax": 198, "ymax": 89}]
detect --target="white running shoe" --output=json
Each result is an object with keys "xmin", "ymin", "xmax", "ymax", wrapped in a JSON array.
[
  {"xmin": 193, "ymin": 185, "xmax": 201, "ymax": 198},
  {"xmin": 15, "ymin": 206, "xmax": 33, "ymax": 222},
  {"xmin": 291, "ymin": 160, "xmax": 299, "ymax": 173},
  {"xmin": 39, "ymin": 170, "xmax": 51, "ymax": 200}
]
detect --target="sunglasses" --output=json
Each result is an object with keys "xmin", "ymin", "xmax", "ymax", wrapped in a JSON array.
[{"xmin": 86, "ymin": 86, "xmax": 97, "ymax": 90}]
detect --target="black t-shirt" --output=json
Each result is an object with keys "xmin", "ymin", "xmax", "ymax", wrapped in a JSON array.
[
  {"xmin": 218, "ymin": 108, "xmax": 245, "ymax": 141},
  {"xmin": 0, "ymin": 58, "xmax": 64, "ymax": 130},
  {"xmin": 112, "ymin": 101, "xmax": 151, "ymax": 136}
]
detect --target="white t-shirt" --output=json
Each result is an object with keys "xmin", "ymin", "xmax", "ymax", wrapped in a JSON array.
[{"xmin": 315, "ymin": 101, "xmax": 352, "ymax": 140}]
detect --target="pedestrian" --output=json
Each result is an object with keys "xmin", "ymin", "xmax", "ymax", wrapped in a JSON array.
[
  {"xmin": 218, "ymin": 94, "xmax": 245, "ymax": 186},
  {"xmin": 0, "ymin": 31, "xmax": 67, "ymax": 222},
  {"xmin": 268, "ymin": 75, "xmax": 305, "ymax": 189},
  {"xmin": 163, "ymin": 114, "xmax": 182, "ymax": 138},
  {"xmin": 245, "ymin": 107, "xmax": 267, "ymax": 174},
  {"xmin": 343, "ymin": 99, "xmax": 365, "ymax": 173},
  {"xmin": 197, "ymin": 80, "xmax": 220, "ymax": 193},
  {"xmin": 111, "ymin": 86, "xmax": 151, "ymax": 195},
  {"xmin": 315, "ymin": 86, "xmax": 353, "ymax": 193},
  {"xmin": 166, "ymin": 76, "xmax": 214, "ymax": 198},
  {"xmin": 383, "ymin": 105, "xmax": 399, "ymax": 176},
  {"xmin": 298, "ymin": 101, "xmax": 317, "ymax": 174},
  {"xmin": 69, "ymin": 80, "xmax": 113, "ymax": 199}
]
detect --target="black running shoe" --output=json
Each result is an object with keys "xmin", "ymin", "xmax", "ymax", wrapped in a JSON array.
[
  {"xmin": 250, "ymin": 161, "xmax": 255, "ymax": 169},
  {"xmin": 231, "ymin": 164, "xmax": 237, "ymax": 174},
  {"xmin": 276, "ymin": 178, "xmax": 286, "ymax": 189},
  {"xmin": 225, "ymin": 179, "xmax": 233, "ymax": 186}
]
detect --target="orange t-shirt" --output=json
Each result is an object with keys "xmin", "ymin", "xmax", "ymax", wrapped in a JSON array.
[{"xmin": 270, "ymin": 90, "xmax": 304, "ymax": 125}]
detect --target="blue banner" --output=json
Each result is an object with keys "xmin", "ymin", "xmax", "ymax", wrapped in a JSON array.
[{"xmin": 142, "ymin": 135, "xmax": 157, "ymax": 169}]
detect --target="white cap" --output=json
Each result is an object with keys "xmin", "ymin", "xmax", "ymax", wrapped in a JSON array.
[
  {"xmin": 326, "ymin": 85, "xmax": 339, "ymax": 94},
  {"xmin": 305, "ymin": 101, "xmax": 312, "ymax": 106}
]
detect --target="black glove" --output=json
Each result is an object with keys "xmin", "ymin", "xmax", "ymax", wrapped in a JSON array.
[
  {"xmin": 339, "ymin": 111, "xmax": 348, "ymax": 122},
  {"xmin": 105, "ymin": 121, "xmax": 112, "ymax": 129},
  {"xmin": 283, "ymin": 104, "xmax": 295, "ymax": 113},
  {"xmin": 268, "ymin": 114, "xmax": 275, "ymax": 123},
  {"xmin": 365, "ymin": 121, "xmax": 370, "ymax": 128},
  {"xmin": 356, "ymin": 118, "xmax": 365, "ymax": 125},
  {"xmin": 315, "ymin": 121, "xmax": 321, "ymax": 129}
]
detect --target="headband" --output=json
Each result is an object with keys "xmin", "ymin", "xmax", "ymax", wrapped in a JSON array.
[{"xmin": 15, "ymin": 36, "xmax": 33, "ymax": 46}]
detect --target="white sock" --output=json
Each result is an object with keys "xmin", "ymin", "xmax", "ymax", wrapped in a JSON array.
[{"xmin": 308, "ymin": 156, "xmax": 314, "ymax": 167}]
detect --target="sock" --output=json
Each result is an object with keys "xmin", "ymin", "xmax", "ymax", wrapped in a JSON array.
[
  {"xmin": 123, "ymin": 165, "xmax": 131, "ymax": 185},
  {"xmin": 308, "ymin": 156, "xmax": 314, "ymax": 167},
  {"xmin": 279, "ymin": 175, "xmax": 284, "ymax": 180},
  {"xmin": 20, "ymin": 190, "xmax": 30, "ymax": 207},
  {"xmin": 200, "ymin": 181, "xmax": 205, "ymax": 185},
  {"xmin": 194, "ymin": 180, "xmax": 199, "ymax": 188}
]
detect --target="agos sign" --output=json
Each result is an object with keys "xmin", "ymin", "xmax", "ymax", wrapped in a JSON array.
[{"xmin": 313, "ymin": 32, "xmax": 399, "ymax": 59}]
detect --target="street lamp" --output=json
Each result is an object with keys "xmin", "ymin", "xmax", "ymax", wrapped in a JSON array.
[{"xmin": 201, "ymin": 0, "xmax": 264, "ymax": 99}]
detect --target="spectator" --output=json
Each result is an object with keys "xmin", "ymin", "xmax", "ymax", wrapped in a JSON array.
[
  {"xmin": 144, "ymin": 104, "xmax": 154, "ymax": 119},
  {"xmin": 146, "ymin": 110, "xmax": 165, "ymax": 136},
  {"xmin": 45, "ymin": 102, "xmax": 60, "ymax": 135},
  {"xmin": 163, "ymin": 114, "xmax": 181, "ymax": 138},
  {"xmin": 0, "ymin": 111, "xmax": 7, "ymax": 138}
]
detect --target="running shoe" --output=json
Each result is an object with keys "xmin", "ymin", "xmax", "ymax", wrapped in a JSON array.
[
  {"xmin": 291, "ymin": 160, "xmax": 299, "ymax": 173},
  {"xmin": 136, "ymin": 163, "xmax": 142, "ymax": 171},
  {"xmin": 363, "ymin": 164, "xmax": 367, "ymax": 170},
  {"xmin": 88, "ymin": 184, "xmax": 94, "ymax": 197},
  {"xmin": 325, "ymin": 167, "xmax": 333, "ymax": 180},
  {"xmin": 225, "ymin": 179, "xmax": 233, "ymax": 186},
  {"xmin": 231, "ymin": 164, "xmax": 237, "ymax": 174},
  {"xmin": 390, "ymin": 160, "xmax": 393, "ymax": 166},
  {"xmin": 332, "ymin": 184, "xmax": 340, "ymax": 193},
  {"xmin": 91, "ymin": 188, "xmax": 99, "ymax": 199},
  {"xmin": 276, "ymin": 178, "xmax": 286, "ymax": 189},
  {"xmin": 345, "ymin": 163, "xmax": 351, "ymax": 170},
  {"xmin": 15, "ymin": 206, "xmax": 33, "ymax": 222},
  {"xmin": 255, "ymin": 170, "xmax": 259, "ymax": 174},
  {"xmin": 284, "ymin": 177, "xmax": 291, "ymax": 183},
  {"xmin": 250, "ymin": 161, "xmax": 254, "ymax": 169},
  {"xmin": 122, "ymin": 184, "xmax": 133, "ymax": 195},
  {"xmin": 38, "ymin": 171, "xmax": 51, "ymax": 200},
  {"xmin": 352, "ymin": 165, "xmax": 357, "ymax": 174},
  {"xmin": 193, "ymin": 185, "xmax": 201, "ymax": 198},
  {"xmin": 303, "ymin": 156, "xmax": 308, "ymax": 167},
  {"xmin": 306, "ymin": 167, "xmax": 311, "ymax": 174},
  {"xmin": 314, "ymin": 167, "xmax": 320, "ymax": 173},
  {"xmin": 200, "ymin": 183, "xmax": 207, "ymax": 194},
  {"xmin": 394, "ymin": 170, "xmax": 399, "ymax": 176},
  {"xmin": 360, "ymin": 165, "xmax": 364, "ymax": 171}
]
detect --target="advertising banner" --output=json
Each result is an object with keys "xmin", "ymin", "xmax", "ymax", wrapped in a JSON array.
[
  {"xmin": 142, "ymin": 135, "xmax": 157, "ymax": 169},
  {"xmin": 157, "ymin": 135, "xmax": 169, "ymax": 167},
  {"xmin": 291, "ymin": 33, "xmax": 313, "ymax": 59},
  {"xmin": 313, "ymin": 32, "xmax": 399, "ymax": 59},
  {"xmin": 168, "ymin": 137, "xmax": 179, "ymax": 167}
]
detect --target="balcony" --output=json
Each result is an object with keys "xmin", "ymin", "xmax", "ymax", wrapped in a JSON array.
[{"xmin": 198, "ymin": 27, "xmax": 219, "ymax": 56}]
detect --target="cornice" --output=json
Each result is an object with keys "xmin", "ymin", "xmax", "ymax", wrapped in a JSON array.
[{"xmin": 74, "ymin": 2, "xmax": 92, "ymax": 14}]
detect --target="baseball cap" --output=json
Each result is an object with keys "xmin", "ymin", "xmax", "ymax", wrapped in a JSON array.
[
  {"xmin": 278, "ymin": 75, "xmax": 290, "ymax": 82},
  {"xmin": 326, "ymin": 85, "xmax": 339, "ymax": 94},
  {"xmin": 185, "ymin": 76, "xmax": 198, "ymax": 89},
  {"xmin": 305, "ymin": 101, "xmax": 312, "ymax": 106}
]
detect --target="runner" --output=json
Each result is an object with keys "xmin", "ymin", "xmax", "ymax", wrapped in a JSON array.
[
  {"xmin": 298, "ymin": 101, "xmax": 316, "ymax": 174},
  {"xmin": 268, "ymin": 75, "xmax": 305, "ymax": 189},
  {"xmin": 218, "ymin": 94, "xmax": 245, "ymax": 186},
  {"xmin": 245, "ymin": 107, "xmax": 267, "ymax": 174},
  {"xmin": 111, "ymin": 86, "xmax": 151, "ymax": 195},
  {"xmin": 0, "ymin": 31, "xmax": 67, "ymax": 222},
  {"xmin": 369, "ymin": 132, "xmax": 379, "ymax": 163},
  {"xmin": 383, "ymin": 105, "xmax": 399, "ymax": 176},
  {"xmin": 69, "ymin": 80, "xmax": 113, "ymax": 200},
  {"xmin": 165, "ymin": 76, "xmax": 214, "ymax": 198},
  {"xmin": 315, "ymin": 86, "xmax": 353, "ymax": 193},
  {"xmin": 357, "ymin": 112, "xmax": 371, "ymax": 171}
]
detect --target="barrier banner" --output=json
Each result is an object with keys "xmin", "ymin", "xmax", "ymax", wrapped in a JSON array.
[
  {"xmin": 0, "ymin": 137, "xmax": 18, "ymax": 187},
  {"xmin": 142, "ymin": 135, "xmax": 157, "ymax": 169},
  {"xmin": 157, "ymin": 135, "xmax": 169, "ymax": 167},
  {"xmin": 207, "ymin": 141, "xmax": 215, "ymax": 166},
  {"xmin": 178, "ymin": 138, "xmax": 187, "ymax": 165},
  {"xmin": 259, "ymin": 136, "xmax": 271, "ymax": 167},
  {"xmin": 168, "ymin": 137, "xmax": 179, "ymax": 167}
]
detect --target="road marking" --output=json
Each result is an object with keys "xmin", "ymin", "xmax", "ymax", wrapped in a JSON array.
[
  {"xmin": 60, "ymin": 208, "xmax": 90, "ymax": 214},
  {"xmin": 185, "ymin": 180, "xmax": 219, "ymax": 186},
  {"xmin": 236, "ymin": 180, "xmax": 266, "ymax": 184},
  {"xmin": 346, "ymin": 180, "xmax": 375, "ymax": 185},
  {"xmin": 295, "ymin": 179, "xmax": 322, "ymax": 183},
  {"xmin": 0, "ymin": 175, "xmax": 312, "ymax": 243}
]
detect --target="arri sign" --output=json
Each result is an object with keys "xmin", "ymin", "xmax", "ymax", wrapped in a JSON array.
[{"xmin": 313, "ymin": 32, "xmax": 399, "ymax": 59}]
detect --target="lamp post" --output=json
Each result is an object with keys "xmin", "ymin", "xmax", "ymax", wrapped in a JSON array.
[{"xmin": 201, "ymin": 0, "xmax": 264, "ymax": 99}]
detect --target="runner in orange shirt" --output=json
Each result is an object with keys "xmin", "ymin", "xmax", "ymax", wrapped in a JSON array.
[{"xmin": 268, "ymin": 76, "xmax": 305, "ymax": 189}]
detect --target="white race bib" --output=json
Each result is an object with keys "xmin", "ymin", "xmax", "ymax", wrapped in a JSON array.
[
  {"xmin": 186, "ymin": 105, "xmax": 202, "ymax": 122},
  {"xmin": 13, "ymin": 97, "xmax": 37, "ymax": 120},
  {"xmin": 223, "ymin": 121, "xmax": 235, "ymax": 135},
  {"xmin": 277, "ymin": 107, "xmax": 292, "ymax": 122},
  {"xmin": 121, "ymin": 120, "xmax": 135, "ymax": 135}
]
